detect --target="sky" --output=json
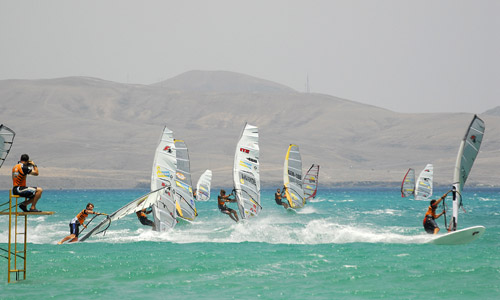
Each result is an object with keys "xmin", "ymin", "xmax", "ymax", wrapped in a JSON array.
[{"xmin": 1, "ymin": 0, "xmax": 499, "ymax": 113}]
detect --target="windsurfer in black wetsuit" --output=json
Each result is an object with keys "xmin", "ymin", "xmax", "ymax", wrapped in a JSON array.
[
  {"xmin": 275, "ymin": 187, "xmax": 289, "ymax": 209},
  {"xmin": 218, "ymin": 189, "xmax": 239, "ymax": 222},
  {"xmin": 136, "ymin": 207, "xmax": 154, "ymax": 227}
]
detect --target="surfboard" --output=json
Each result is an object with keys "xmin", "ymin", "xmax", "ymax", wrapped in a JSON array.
[
  {"xmin": 426, "ymin": 115, "xmax": 485, "ymax": 245},
  {"xmin": 428, "ymin": 225, "xmax": 485, "ymax": 245}
]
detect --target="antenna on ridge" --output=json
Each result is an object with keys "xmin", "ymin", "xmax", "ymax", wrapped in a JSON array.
[{"xmin": 305, "ymin": 74, "xmax": 310, "ymax": 93}]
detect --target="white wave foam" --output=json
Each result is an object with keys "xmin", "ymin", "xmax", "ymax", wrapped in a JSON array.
[
  {"xmin": 362, "ymin": 209, "xmax": 403, "ymax": 216},
  {"xmin": 296, "ymin": 206, "xmax": 318, "ymax": 214},
  {"xmin": 1, "ymin": 209, "xmax": 432, "ymax": 245}
]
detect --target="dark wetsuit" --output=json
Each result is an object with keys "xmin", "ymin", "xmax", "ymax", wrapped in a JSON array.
[
  {"xmin": 423, "ymin": 205, "xmax": 439, "ymax": 234},
  {"xmin": 137, "ymin": 210, "xmax": 153, "ymax": 227},
  {"xmin": 275, "ymin": 192, "xmax": 284, "ymax": 205},
  {"xmin": 218, "ymin": 195, "xmax": 233, "ymax": 213}
]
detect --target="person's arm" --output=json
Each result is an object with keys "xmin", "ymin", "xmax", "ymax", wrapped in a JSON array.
[
  {"xmin": 435, "ymin": 191, "xmax": 449, "ymax": 206},
  {"xmin": 28, "ymin": 161, "xmax": 39, "ymax": 176},
  {"xmin": 436, "ymin": 209, "xmax": 446, "ymax": 219},
  {"xmin": 225, "ymin": 194, "xmax": 236, "ymax": 203}
]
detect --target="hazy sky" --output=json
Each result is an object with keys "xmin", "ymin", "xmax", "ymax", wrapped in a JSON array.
[{"xmin": 1, "ymin": 1, "xmax": 498, "ymax": 113}]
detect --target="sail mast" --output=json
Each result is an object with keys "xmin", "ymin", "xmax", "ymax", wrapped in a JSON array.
[{"xmin": 450, "ymin": 115, "xmax": 485, "ymax": 231}]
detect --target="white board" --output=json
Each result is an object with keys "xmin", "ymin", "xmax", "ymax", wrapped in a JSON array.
[{"xmin": 428, "ymin": 225, "xmax": 485, "ymax": 245}]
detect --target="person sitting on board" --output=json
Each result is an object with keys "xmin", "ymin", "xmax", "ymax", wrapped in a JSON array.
[
  {"xmin": 58, "ymin": 203, "xmax": 104, "ymax": 244},
  {"xmin": 136, "ymin": 207, "xmax": 154, "ymax": 227},
  {"xmin": 218, "ymin": 189, "xmax": 239, "ymax": 222},
  {"xmin": 423, "ymin": 191, "xmax": 448, "ymax": 234},
  {"xmin": 274, "ymin": 188, "xmax": 289, "ymax": 209},
  {"xmin": 12, "ymin": 154, "xmax": 43, "ymax": 212}
]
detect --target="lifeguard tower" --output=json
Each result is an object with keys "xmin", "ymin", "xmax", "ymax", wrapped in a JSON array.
[{"xmin": 0, "ymin": 190, "xmax": 53, "ymax": 283}]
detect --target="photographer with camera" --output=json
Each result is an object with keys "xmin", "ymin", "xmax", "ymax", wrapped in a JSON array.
[{"xmin": 12, "ymin": 153, "xmax": 43, "ymax": 212}]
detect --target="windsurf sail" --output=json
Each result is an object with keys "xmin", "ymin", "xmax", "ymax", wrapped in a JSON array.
[
  {"xmin": 401, "ymin": 168, "xmax": 415, "ymax": 198},
  {"xmin": 173, "ymin": 139, "xmax": 197, "ymax": 221},
  {"xmin": 414, "ymin": 164, "xmax": 433, "ymax": 200},
  {"xmin": 233, "ymin": 123, "xmax": 261, "ymax": 219},
  {"xmin": 196, "ymin": 169, "xmax": 212, "ymax": 201},
  {"xmin": 449, "ymin": 115, "xmax": 485, "ymax": 231},
  {"xmin": 151, "ymin": 126, "xmax": 178, "ymax": 231},
  {"xmin": 0, "ymin": 124, "xmax": 15, "ymax": 169},
  {"xmin": 79, "ymin": 188, "xmax": 164, "ymax": 242},
  {"xmin": 303, "ymin": 164, "xmax": 319, "ymax": 201},
  {"xmin": 283, "ymin": 144, "xmax": 305, "ymax": 209}
]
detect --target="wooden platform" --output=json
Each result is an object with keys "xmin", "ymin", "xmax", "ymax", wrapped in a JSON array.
[{"xmin": 0, "ymin": 211, "xmax": 54, "ymax": 216}]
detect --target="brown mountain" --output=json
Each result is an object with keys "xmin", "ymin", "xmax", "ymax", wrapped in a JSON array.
[{"xmin": 1, "ymin": 70, "xmax": 499, "ymax": 189}]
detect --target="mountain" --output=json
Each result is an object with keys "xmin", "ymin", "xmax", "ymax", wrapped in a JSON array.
[
  {"xmin": 152, "ymin": 70, "xmax": 295, "ymax": 93},
  {"xmin": 1, "ymin": 71, "xmax": 499, "ymax": 190},
  {"xmin": 484, "ymin": 106, "xmax": 500, "ymax": 116}
]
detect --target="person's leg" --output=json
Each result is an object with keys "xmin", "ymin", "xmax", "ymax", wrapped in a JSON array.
[
  {"xmin": 58, "ymin": 234, "xmax": 76, "ymax": 244},
  {"xmin": 30, "ymin": 187, "xmax": 43, "ymax": 210}
]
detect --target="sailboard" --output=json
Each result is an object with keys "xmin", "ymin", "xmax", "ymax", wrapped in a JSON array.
[
  {"xmin": 401, "ymin": 168, "xmax": 415, "ymax": 198},
  {"xmin": 303, "ymin": 164, "xmax": 319, "ymax": 201},
  {"xmin": 430, "ymin": 115, "xmax": 486, "ymax": 245},
  {"xmin": 196, "ymin": 169, "xmax": 212, "ymax": 201},
  {"xmin": 79, "ymin": 188, "xmax": 164, "ymax": 242},
  {"xmin": 414, "ymin": 164, "xmax": 433, "ymax": 200},
  {"xmin": 0, "ymin": 124, "xmax": 15, "ymax": 169},
  {"xmin": 150, "ymin": 126, "xmax": 178, "ymax": 231},
  {"xmin": 283, "ymin": 144, "xmax": 305, "ymax": 209},
  {"xmin": 173, "ymin": 139, "xmax": 197, "ymax": 221},
  {"xmin": 233, "ymin": 123, "xmax": 261, "ymax": 219}
]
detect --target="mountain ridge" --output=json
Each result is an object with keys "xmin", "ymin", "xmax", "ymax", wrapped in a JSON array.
[{"xmin": 1, "ymin": 71, "xmax": 499, "ymax": 189}]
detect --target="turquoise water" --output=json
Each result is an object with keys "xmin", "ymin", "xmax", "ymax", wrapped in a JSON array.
[{"xmin": 1, "ymin": 188, "xmax": 499, "ymax": 299}]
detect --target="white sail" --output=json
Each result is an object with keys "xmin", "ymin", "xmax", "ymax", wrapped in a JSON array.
[
  {"xmin": 174, "ymin": 139, "xmax": 197, "ymax": 221},
  {"xmin": 303, "ymin": 164, "xmax": 320, "ymax": 201},
  {"xmin": 414, "ymin": 164, "xmax": 433, "ymax": 200},
  {"xmin": 151, "ymin": 126, "xmax": 178, "ymax": 231},
  {"xmin": 450, "ymin": 115, "xmax": 485, "ymax": 231},
  {"xmin": 283, "ymin": 144, "xmax": 305, "ymax": 209},
  {"xmin": 401, "ymin": 168, "xmax": 415, "ymax": 198},
  {"xmin": 0, "ymin": 124, "xmax": 15, "ymax": 169},
  {"xmin": 196, "ymin": 169, "xmax": 212, "ymax": 201},
  {"xmin": 79, "ymin": 188, "xmax": 163, "ymax": 242},
  {"xmin": 233, "ymin": 123, "xmax": 261, "ymax": 219}
]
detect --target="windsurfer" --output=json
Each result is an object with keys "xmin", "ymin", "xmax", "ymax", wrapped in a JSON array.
[
  {"xmin": 12, "ymin": 154, "xmax": 43, "ymax": 212},
  {"xmin": 136, "ymin": 208, "xmax": 154, "ymax": 227},
  {"xmin": 423, "ymin": 191, "xmax": 448, "ymax": 234},
  {"xmin": 275, "ymin": 188, "xmax": 289, "ymax": 209},
  {"xmin": 218, "ymin": 189, "xmax": 239, "ymax": 222},
  {"xmin": 58, "ymin": 203, "xmax": 105, "ymax": 244}
]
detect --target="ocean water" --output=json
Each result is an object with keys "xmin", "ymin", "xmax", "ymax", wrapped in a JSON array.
[{"xmin": 1, "ymin": 188, "xmax": 499, "ymax": 299}]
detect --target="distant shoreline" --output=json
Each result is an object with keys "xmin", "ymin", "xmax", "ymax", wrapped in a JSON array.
[{"xmin": 1, "ymin": 184, "xmax": 499, "ymax": 192}]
